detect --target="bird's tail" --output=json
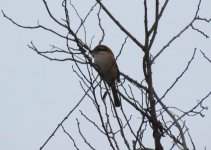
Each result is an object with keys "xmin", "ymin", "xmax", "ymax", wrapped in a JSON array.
[{"xmin": 111, "ymin": 85, "xmax": 121, "ymax": 107}]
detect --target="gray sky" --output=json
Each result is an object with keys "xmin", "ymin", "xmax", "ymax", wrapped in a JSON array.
[{"xmin": 1, "ymin": 0, "xmax": 211, "ymax": 150}]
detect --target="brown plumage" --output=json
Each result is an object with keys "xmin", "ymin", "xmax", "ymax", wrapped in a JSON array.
[{"xmin": 92, "ymin": 45, "xmax": 121, "ymax": 107}]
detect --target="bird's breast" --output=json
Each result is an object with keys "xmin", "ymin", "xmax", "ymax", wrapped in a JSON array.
[{"xmin": 94, "ymin": 52, "xmax": 118, "ymax": 84}]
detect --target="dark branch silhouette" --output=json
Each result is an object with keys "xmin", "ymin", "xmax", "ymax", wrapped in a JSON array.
[{"xmin": 2, "ymin": 0, "xmax": 211, "ymax": 149}]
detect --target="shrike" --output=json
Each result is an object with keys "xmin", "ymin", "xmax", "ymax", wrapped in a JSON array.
[{"xmin": 91, "ymin": 45, "xmax": 121, "ymax": 107}]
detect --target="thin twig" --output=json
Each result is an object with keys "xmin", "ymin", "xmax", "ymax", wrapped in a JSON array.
[
  {"xmin": 40, "ymin": 86, "xmax": 92, "ymax": 150},
  {"xmin": 95, "ymin": 0, "xmax": 144, "ymax": 50},
  {"xmin": 200, "ymin": 50, "xmax": 211, "ymax": 63}
]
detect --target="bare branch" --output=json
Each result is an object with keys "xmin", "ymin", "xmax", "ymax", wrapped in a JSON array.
[
  {"xmin": 160, "ymin": 48, "xmax": 197, "ymax": 100},
  {"xmin": 76, "ymin": 119, "xmax": 96, "ymax": 150},
  {"xmin": 152, "ymin": 0, "xmax": 207, "ymax": 62},
  {"xmin": 1, "ymin": 10, "xmax": 72, "ymax": 40},
  {"xmin": 40, "ymin": 85, "xmax": 92, "ymax": 150},
  {"xmin": 152, "ymin": 19, "xmax": 194, "ymax": 62},
  {"xmin": 95, "ymin": 0, "xmax": 145, "ymax": 50},
  {"xmin": 3, "ymin": 0, "xmax": 210, "ymax": 149},
  {"xmin": 191, "ymin": 25, "xmax": 209, "ymax": 38},
  {"xmin": 42, "ymin": 0, "xmax": 67, "ymax": 28},
  {"xmin": 80, "ymin": 110, "xmax": 105, "ymax": 134},
  {"xmin": 97, "ymin": 6, "xmax": 105, "ymax": 45},
  {"xmin": 61, "ymin": 125, "xmax": 80, "ymax": 150},
  {"xmin": 200, "ymin": 50, "xmax": 211, "ymax": 63}
]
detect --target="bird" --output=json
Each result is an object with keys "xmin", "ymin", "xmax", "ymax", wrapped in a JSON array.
[{"xmin": 91, "ymin": 45, "xmax": 121, "ymax": 107}]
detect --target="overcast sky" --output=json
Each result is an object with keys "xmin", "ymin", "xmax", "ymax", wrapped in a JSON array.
[{"xmin": 1, "ymin": 0, "xmax": 211, "ymax": 150}]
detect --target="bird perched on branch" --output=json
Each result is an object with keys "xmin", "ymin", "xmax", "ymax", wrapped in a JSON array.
[{"xmin": 91, "ymin": 45, "xmax": 121, "ymax": 107}]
